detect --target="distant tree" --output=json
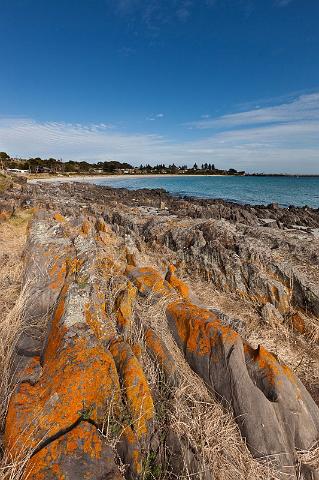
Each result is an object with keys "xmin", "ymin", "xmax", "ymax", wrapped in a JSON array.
[
  {"xmin": 0, "ymin": 152, "xmax": 10, "ymax": 161},
  {"xmin": 0, "ymin": 152, "xmax": 10, "ymax": 169},
  {"xmin": 193, "ymin": 163, "xmax": 198, "ymax": 170}
]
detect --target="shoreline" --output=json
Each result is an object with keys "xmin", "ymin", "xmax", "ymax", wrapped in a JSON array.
[
  {"xmin": 27, "ymin": 173, "xmax": 228, "ymax": 183},
  {"xmin": 25, "ymin": 173, "xmax": 319, "ymax": 209},
  {"xmin": 26, "ymin": 172, "xmax": 319, "ymax": 185}
]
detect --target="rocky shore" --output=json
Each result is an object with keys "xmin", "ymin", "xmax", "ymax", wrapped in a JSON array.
[{"xmin": 0, "ymin": 176, "xmax": 318, "ymax": 479}]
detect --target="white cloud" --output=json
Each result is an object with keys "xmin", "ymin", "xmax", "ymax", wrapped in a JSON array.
[
  {"xmin": 146, "ymin": 113, "xmax": 164, "ymax": 120},
  {"xmin": 185, "ymin": 93, "xmax": 319, "ymax": 130},
  {"xmin": 1, "ymin": 91, "xmax": 319, "ymax": 174},
  {"xmin": 275, "ymin": 0, "xmax": 294, "ymax": 7}
]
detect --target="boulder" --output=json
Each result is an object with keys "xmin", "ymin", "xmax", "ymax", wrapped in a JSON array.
[
  {"xmin": 166, "ymin": 300, "xmax": 319, "ymax": 479},
  {"xmin": 126, "ymin": 265, "xmax": 174, "ymax": 299},
  {"xmin": 24, "ymin": 422, "xmax": 123, "ymax": 480},
  {"xmin": 114, "ymin": 282, "xmax": 137, "ymax": 334},
  {"xmin": 110, "ymin": 339, "xmax": 154, "ymax": 442}
]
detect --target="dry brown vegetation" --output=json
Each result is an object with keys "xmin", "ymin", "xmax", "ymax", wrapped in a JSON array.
[
  {"xmin": 0, "ymin": 210, "xmax": 32, "ymax": 477},
  {"xmin": 0, "ymin": 174, "xmax": 10, "ymax": 195}
]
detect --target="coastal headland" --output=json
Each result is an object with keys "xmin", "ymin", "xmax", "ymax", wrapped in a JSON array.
[{"xmin": 0, "ymin": 174, "xmax": 318, "ymax": 479}]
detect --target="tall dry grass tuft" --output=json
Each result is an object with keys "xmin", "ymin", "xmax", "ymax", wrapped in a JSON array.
[{"xmin": 0, "ymin": 211, "xmax": 32, "ymax": 478}]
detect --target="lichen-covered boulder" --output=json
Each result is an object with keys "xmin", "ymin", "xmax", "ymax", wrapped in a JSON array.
[
  {"xmin": 24, "ymin": 422, "xmax": 123, "ymax": 480},
  {"xmin": 126, "ymin": 265, "xmax": 174, "ymax": 298},
  {"xmin": 114, "ymin": 281, "xmax": 137, "ymax": 334},
  {"xmin": 166, "ymin": 300, "xmax": 319, "ymax": 479},
  {"xmin": 22, "ymin": 210, "xmax": 74, "ymax": 325},
  {"xmin": 144, "ymin": 328, "xmax": 178, "ymax": 386},
  {"xmin": 165, "ymin": 264, "xmax": 190, "ymax": 299},
  {"xmin": 5, "ymin": 282, "xmax": 121, "ymax": 458},
  {"xmin": 110, "ymin": 339, "xmax": 154, "ymax": 442}
]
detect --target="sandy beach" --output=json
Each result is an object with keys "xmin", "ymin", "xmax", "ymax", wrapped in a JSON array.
[{"xmin": 27, "ymin": 173, "xmax": 226, "ymax": 183}]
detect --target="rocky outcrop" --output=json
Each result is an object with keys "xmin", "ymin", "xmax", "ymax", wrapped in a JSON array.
[
  {"xmin": 104, "ymin": 199, "xmax": 319, "ymax": 341},
  {"xmin": 2, "ymin": 180, "xmax": 319, "ymax": 479},
  {"xmin": 129, "ymin": 265, "xmax": 319, "ymax": 480},
  {"xmin": 24, "ymin": 422, "xmax": 124, "ymax": 480},
  {"xmin": 5, "ymin": 212, "xmax": 125, "ymax": 478}
]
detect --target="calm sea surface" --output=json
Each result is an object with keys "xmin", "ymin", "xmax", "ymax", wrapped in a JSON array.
[{"xmin": 92, "ymin": 175, "xmax": 319, "ymax": 208}]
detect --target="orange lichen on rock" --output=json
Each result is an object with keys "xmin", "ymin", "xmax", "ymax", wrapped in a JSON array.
[
  {"xmin": 144, "ymin": 328, "xmax": 177, "ymax": 384},
  {"xmin": 244, "ymin": 343, "xmax": 296, "ymax": 388},
  {"xmin": 5, "ymin": 285, "xmax": 121, "ymax": 458},
  {"xmin": 126, "ymin": 265, "xmax": 174, "ymax": 298},
  {"xmin": 0, "ymin": 210, "xmax": 10, "ymax": 222},
  {"xmin": 165, "ymin": 264, "xmax": 190, "ymax": 299},
  {"xmin": 166, "ymin": 300, "xmax": 238, "ymax": 356},
  {"xmin": 84, "ymin": 299, "xmax": 116, "ymax": 342},
  {"xmin": 53, "ymin": 212, "xmax": 65, "ymax": 223},
  {"xmin": 110, "ymin": 340, "xmax": 154, "ymax": 440},
  {"xmin": 49, "ymin": 258, "xmax": 67, "ymax": 290},
  {"xmin": 81, "ymin": 219, "xmax": 92, "ymax": 235},
  {"xmin": 131, "ymin": 343, "xmax": 142, "ymax": 361},
  {"xmin": 290, "ymin": 311, "xmax": 306, "ymax": 334},
  {"xmin": 114, "ymin": 282, "xmax": 137, "ymax": 333},
  {"xmin": 23, "ymin": 422, "xmax": 123, "ymax": 480},
  {"xmin": 96, "ymin": 217, "xmax": 107, "ymax": 232},
  {"xmin": 126, "ymin": 250, "xmax": 137, "ymax": 267}
]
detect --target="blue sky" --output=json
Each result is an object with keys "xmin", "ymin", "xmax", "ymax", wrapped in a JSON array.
[{"xmin": 1, "ymin": 0, "xmax": 319, "ymax": 173}]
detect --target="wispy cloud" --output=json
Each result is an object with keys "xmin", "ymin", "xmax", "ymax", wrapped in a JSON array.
[
  {"xmin": 1, "ymin": 92, "xmax": 319, "ymax": 173},
  {"xmin": 113, "ymin": 0, "xmax": 194, "ymax": 29},
  {"xmin": 146, "ymin": 113, "xmax": 165, "ymax": 121},
  {"xmin": 112, "ymin": 0, "xmax": 294, "ymax": 27},
  {"xmin": 185, "ymin": 93, "xmax": 319, "ymax": 130},
  {"xmin": 275, "ymin": 0, "xmax": 294, "ymax": 7}
]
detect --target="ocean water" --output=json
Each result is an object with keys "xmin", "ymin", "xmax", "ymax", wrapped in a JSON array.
[{"xmin": 92, "ymin": 175, "xmax": 319, "ymax": 209}]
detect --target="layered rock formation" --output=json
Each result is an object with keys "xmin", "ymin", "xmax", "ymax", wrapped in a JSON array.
[{"xmin": 1, "ymin": 178, "xmax": 319, "ymax": 479}]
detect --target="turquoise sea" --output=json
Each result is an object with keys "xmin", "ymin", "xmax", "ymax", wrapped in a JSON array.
[{"xmin": 92, "ymin": 175, "xmax": 319, "ymax": 209}]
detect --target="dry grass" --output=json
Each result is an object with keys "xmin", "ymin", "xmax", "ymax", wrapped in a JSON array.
[
  {"xmin": 0, "ymin": 174, "xmax": 11, "ymax": 194},
  {"xmin": 0, "ymin": 210, "xmax": 32, "ymax": 477}
]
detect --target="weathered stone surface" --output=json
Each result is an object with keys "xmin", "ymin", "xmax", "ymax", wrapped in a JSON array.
[
  {"xmin": 166, "ymin": 299, "xmax": 319, "ymax": 479},
  {"xmin": 114, "ymin": 281, "xmax": 137, "ymax": 334},
  {"xmin": 261, "ymin": 302, "xmax": 284, "ymax": 326},
  {"xmin": 110, "ymin": 339, "xmax": 154, "ymax": 441},
  {"xmin": 116, "ymin": 426, "xmax": 143, "ymax": 479},
  {"xmin": 166, "ymin": 429, "xmax": 212, "ymax": 480},
  {"xmin": 16, "ymin": 331, "xmax": 42, "ymax": 357},
  {"xmin": 144, "ymin": 328, "xmax": 178, "ymax": 386},
  {"xmin": 5, "ymin": 281, "xmax": 121, "ymax": 457},
  {"xmin": 165, "ymin": 264, "xmax": 190, "ymax": 299},
  {"xmin": 24, "ymin": 422, "xmax": 123, "ymax": 480},
  {"xmin": 14, "ymin": 355, "xmax": 43, "ymax": 386},
  {"xmin": 126, "ymin": 265, "xmax": 174, "ymax": 298},
  {"xmin": 22, "ymin": 210, "xmax": 74, "ymax": 325},
  {"xmin": 103, "ymin": 194, "xmax": 319, "ymax": 321}
]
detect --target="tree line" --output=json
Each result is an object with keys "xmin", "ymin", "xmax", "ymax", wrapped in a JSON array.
[{"xmin": 0, "ymin": 152, "xmax": 245, "ymax": 175}]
